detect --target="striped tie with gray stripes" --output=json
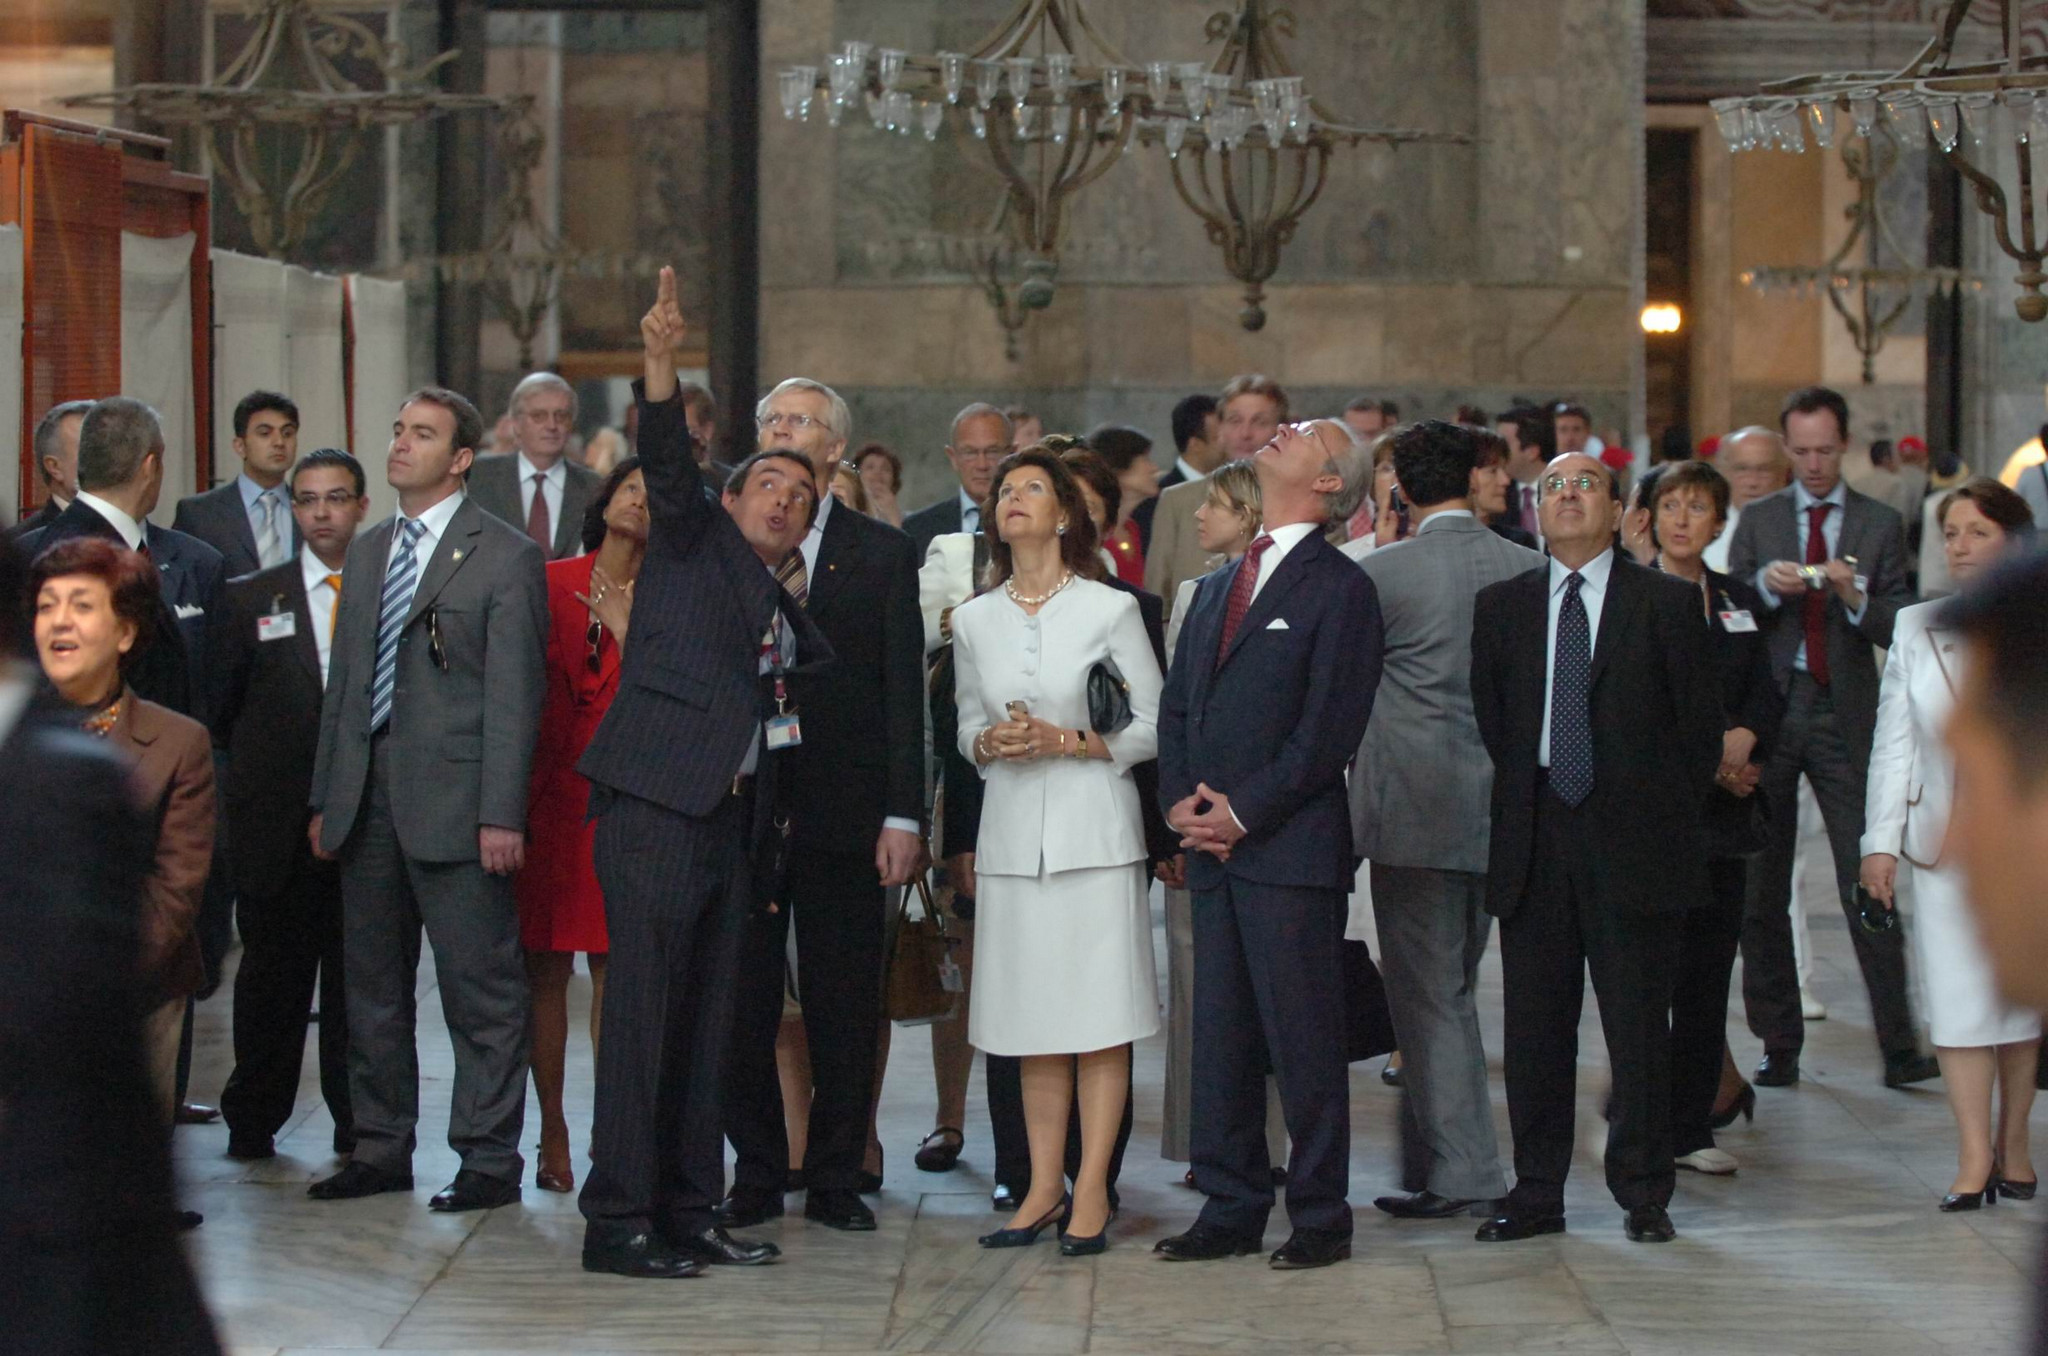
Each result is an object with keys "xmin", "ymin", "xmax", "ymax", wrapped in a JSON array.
[{"xmin": 369, "ymin": 517, "xmax": 427, "ymax": 733}]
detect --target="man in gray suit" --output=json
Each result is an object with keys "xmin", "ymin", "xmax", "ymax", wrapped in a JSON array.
[
  {"xmin": 1351, "ymin": 420, "xmax": 1541, "ymax": 1220},
  {"xmin": 465, "ymin": 371, "xmax": 600, "ymax": 560},
  {"xmin": 1727, "ymin": 385, "xmax": 1926, "ymax": 1090},
  {"xmin": 306, "ymin": 386, "xmax": 548, "ymax": 1211}
]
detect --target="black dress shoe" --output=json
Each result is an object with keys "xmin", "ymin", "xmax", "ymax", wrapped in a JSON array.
[
  {"xmin": 1754, "ymin": 1052, "xmax": 1800, "ymax": 1087},
  {"xmin": 429, "ymin": 1168, "xmax": 521, "ymax": 1213},
  {"xmin": 176, "ymin": 1209, "xmax": 204, "ymax": 1230},
  {"xmin": 308, "ymin": 1160, "xmax": 413, "ymax": 1201},
  {"xmin": 1269, "ymin": 1227, "xmax": 1351, "ymax": 1270},
  {"xmin": 1624, "ymin": 1204, "xmax": 1676, "ymax": 1242},
  {"xmin": 226, "ymin": 1133, "xmax": 276, "ymax": 1161},
  {"xmin": 673, "ymin": 1224, "xmax": 781, "ymax": 1265},
  {"xmin": 804, "ymin": 1187, "xmax": 877, "ymax": 1231},
  {"xmin": 1475, "ymin": 1211, "xmax": 1566, "ymax": 1243},
  {"xmin": 1153, "ymin": 1221, "xmax": 1262, "ymax": 1261},
  {"xmin": 990, "ymin": 1182, "xmax": 1022, "ymax": 1212},
  {"xmin": 582, "ymin": 1226, "xmax": 705, "ymax": 1279},
  {"xmin": 1380, "ymin": 1059, "xmax": 1404, "ymax": 1088},
  {"xmin": 1884, "ymin": 1053, "xmax": 1942, "ymax": 1088},
  {"xmin": 714, "ymin": 1186, "xmax": 785, "ymax": 1228},
  {"xmin": 1374, "ymin": 1190, "xmax": 1504, "ymax": 1220}
]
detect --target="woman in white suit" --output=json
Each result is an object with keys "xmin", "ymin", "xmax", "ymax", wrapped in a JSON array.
[
  {"xmin": 1861, "ymin": 477, "xmax": 2039, "ymax": 1212},
  {"xmin": 953, "ymin": 446, "xmax": 1163, "ymax": 1256}
]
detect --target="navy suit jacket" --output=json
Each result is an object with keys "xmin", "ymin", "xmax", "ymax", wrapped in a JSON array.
[
  {"xmin": 22, "ymin": 500, "xmax": 226, "ymax": 721},
  {"xmin": 1157, "ymin": 530, "xmax": 1384, "ymax": 892},
  {"xmin": 578, "ymin": 387, "xmax": 830, "ymax": 820},
  {"xmin": 902, "ymin": 492, "xmax": 965, "ymax": 559},
  {"xmin": 173, "ymin": 480, "xmax": 299, "ymax": 579}
]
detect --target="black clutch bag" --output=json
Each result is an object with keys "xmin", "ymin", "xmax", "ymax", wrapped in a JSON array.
[{"xmin": 1087, "ymin": 657, "xmax": 1133, "ymax": 734}]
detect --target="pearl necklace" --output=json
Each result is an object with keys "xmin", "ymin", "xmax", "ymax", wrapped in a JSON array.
[{"xmin": 1005, "ymin": 570, "xmax": 1074, "ymax": 608}]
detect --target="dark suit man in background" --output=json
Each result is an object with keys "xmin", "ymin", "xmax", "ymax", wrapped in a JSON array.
[
  {"xmin": 719, "ymin": 374, "xmax": 924, "ymax": 1235},
  {"xmin": 1495, "ymin": 405, "xmax": 1555, "ymax": 542},
  {"xmin": 578, "ymin": 269, "xmax": 827, "ymax": 1279},
  {"xmin": 210, "ymin": 448, "xmax": 367, "ymax": 1162},
  {"xmin": 1726, "ymin": 386, "xmax": 1926, "ymax": 1090},
  {"xmin": 465, "ymin": 372, "xmax": 601, "ymax": 561},
  {"xmin": 305, "ymin": 386, "xmax": 547, "ymax": 1213},
  {"xmin": 173, "ymin": 390, "xmax": 301, "ymax": 577},
  {"xmin": 1355, "ymin": 421, "xmax": 1542, "ymax": 1223},
  {"xmin": 1470, "ymin": 451, "xmax": 1718, "ymax": 1246},
  {"xmin": 8, "ymin": 399, "xmax": 90, "ymax": 540},
  {"xmin": 902, "ymin": 402, "xmax": 1011, "ymax": 556},
  {"xmin": 1147, "ymin": 375, "xmax": 1288, "ymax": 622},
  {"xmin": 1154, "ymin": 416, "xmax": 1383, "ymax": 1271},
  {"xmin": 1130, "ymin": 393, "xmax": 1220, "ymax": 552}
]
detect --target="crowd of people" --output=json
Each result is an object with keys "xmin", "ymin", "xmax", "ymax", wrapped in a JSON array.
[{"xmin": 4, "ymin": 262, "xmax": 2045, "ymax": 1323}]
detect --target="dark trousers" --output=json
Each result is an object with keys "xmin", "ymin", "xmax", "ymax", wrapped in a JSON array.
[
  {"xmin": 1190, "ymin": 876, "xmax": 1351, "ymax": 1238},
  {"xmin": 1669, "ymin": 857, "xmax": 1745, "ymax": 1157},
  {"xmin": 220, "ymin": 850, "xmax": 352, "ymax": 1148},
  {"xmin": 1742, "ymin": 674, "xmax": 1915, "ymax": 1060},
  {"xmin": 580, "ymin": 788, "xmax": 752, "ymax": 1234},
  {"xmin": 338, "ymin": 740, "xmax": 529, "ymax": 1181},
  {"xmin": 726, "ymin": 845, "xmax": 886, "ymax": 1193},
  {"xmin": 1500, "ymin": 785, "xmax": 1680, "ymax": 1216},
  {"xmin": 984, "ymin": 1053, "xmax": 1135, "ymax": 1197}
]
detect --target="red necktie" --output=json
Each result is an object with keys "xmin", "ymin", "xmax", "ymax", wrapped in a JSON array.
[
  {"xmin": 1216, "ymin": 533, "xmax": 1274, "ymax": 667},
  {"xmin": 526, "ymin": 473, "xmax": 552, "ymax": 556},
  {"xmin": 1803, "ymin": 502, "xmax": 1831, "ymax": 686}
]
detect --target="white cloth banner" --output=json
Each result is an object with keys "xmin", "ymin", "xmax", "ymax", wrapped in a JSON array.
[
  {"xmin": 0, "ymin": 225, "xmax": 21, "ymax": 528},
  {"xmin": 284, "ymin": 265, "xmax": 346, "ymax": 454},
  {"xmin": 211, "ymin": 249, "xmax": 287, "ymax": 489},
  {"xmin": 346, "ymin": 274, "xmax": 408, "ymax": 524},
  {"xmin": 121, "ymin": 232, "xmax": 196, "ymax": 522}
]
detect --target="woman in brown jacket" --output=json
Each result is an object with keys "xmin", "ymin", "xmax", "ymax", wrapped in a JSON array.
[{"xmin": 30, "ymin": 536, "xmax": 214, "ymax": 1121}]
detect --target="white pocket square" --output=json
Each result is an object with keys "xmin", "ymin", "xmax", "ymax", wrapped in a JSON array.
[
  {"xmin": 174, "ymin": 603, "xmax": 205, "ymax": 620},
  {"xmin": 1265, "ymin": 618, "xmax": 1289, "ymax": 631}
]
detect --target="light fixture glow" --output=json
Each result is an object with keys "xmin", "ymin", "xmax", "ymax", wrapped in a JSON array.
[{"xmin": 1641, "ymin": 302, "xmax": 1683, "ymax": 334}]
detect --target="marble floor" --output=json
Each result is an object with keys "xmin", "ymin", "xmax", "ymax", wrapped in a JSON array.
[{"xmin": 177, "ymin": 863, "xmax": 2043, "ymax": 1355}]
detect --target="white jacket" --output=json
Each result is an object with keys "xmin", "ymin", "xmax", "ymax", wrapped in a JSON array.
[
  {"xmin": 951, "ymin": 577, "xmax": 1162, "ymax": 877},
  {"xmin": 1861, "ymin": 599, "xmax": 1960, "ymax": 868}
]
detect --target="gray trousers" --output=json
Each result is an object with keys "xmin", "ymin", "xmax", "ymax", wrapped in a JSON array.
[
  {"xmin": 1371, "ymin": 863, "xmax": 1506, "ymax": 1201},
  {"xmin": 339, "ymin": 741, "xmax": 530, "ymax": 1182}
]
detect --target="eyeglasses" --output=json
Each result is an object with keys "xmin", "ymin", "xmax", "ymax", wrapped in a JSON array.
[
  {"xmin": 586, "ymin": 617, "xmax": 603, "ymax": 674},
  {"xmin": 952, "ymin": 444, "xmax": 1010, "ymax": 462},
  {"xmin": 292, "ymin": 490, "xmax": 359, "ymax": 509},
  {"xmin": 757, "ymin": 411, "xmax": 827, "ymax": 433},
  {"xmin": 1541, "ymin": 473, "xmax": 1606, "ymax": 494}
]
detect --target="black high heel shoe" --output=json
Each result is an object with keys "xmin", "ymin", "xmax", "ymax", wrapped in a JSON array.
[
  {"xmin": 1059, "ymin": 1226, "xmax": 1108, "ymax": 1257},
  {"xmin": 1939, "ymin": 1182, "xmax": 1998, "ymax": 1212},
  {"xmin": 979, "ymin": 1195, "xmax": 1070, "ymax": 1249},
  {"xmin": 1998, "ymin": 1175, "xmax": 2038, "ymax": 1201},
  {"xmin": 1707, "ymin": 1083, "xmax": 1756, "ymax": 1131}
]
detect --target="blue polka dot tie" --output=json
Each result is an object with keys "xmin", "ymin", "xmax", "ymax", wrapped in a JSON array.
[{"xmin": 1551, "ymin": 571, "xmax": 1594, "ymax": 807}]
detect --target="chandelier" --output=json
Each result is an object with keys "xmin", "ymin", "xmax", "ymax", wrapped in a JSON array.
[
  {"xmin": 66, "ymin": 0, "xmax": 509, "ymax": 259},
  {"xmin": 1714, "ymin": 0, "xmax": 2048, "ymax": 321},
  {"xmin": 779, "ymin": 0, "xmax": 1470, "ymax": 343},
  {"xmin": 1741, "ymin": 126, "xmax": 1979, "ymax": 384}
]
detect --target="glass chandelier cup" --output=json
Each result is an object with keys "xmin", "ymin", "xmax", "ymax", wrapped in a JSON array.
[
  {"xmin": 1147, "ymin": 61, "xmax": 1173, "ymax": 105},
  {"xmin": 921, "ymin": 100, "xmax": 944, "ymax": 141},
  {"xmin": 1710, "ymin": 97, "xmax": 1747, "ymax": 153},
  {"xmin": 1769, "ymin": 101, "xmax": 1805, "ymax": 153},
  {"xmin": 1046, "ymin": 54, "xmax": 1075, "ymax": 105},
  {"xmin": 1203, "ymin": 73, "xmax": 1232, "ymax": 118},
  {"xmin": 1102, "ymin": 66, "xmax": 1126, "ymax": 110},
  {"xmin": 1881, "ymin": 90, "xmax": 1927, "ymax": 147},
  {"xmin": 1164, "ymin": 115, "xmax": 1187, "ymax": 158},
  {"xmin": 1959, "ymin": 92, "xmax": 1996, "ymax": 153},
  {"xmin": 1006, "ymin": 57, "xmax": 1036, "ymax": 104},
  {"xmin": 939, "ymin": 52, "xmax": 966, "ymax": 104},
  {"xmin": 975, "ymin": 60, "xmax": 1002, "ymax": 110},
  {"xmin": 1926, "ymin": 97, "xmax": 1962, "ymax": 154},
  {"xmin": 1804, "ymin": 98, "xmax": 1836, "ymax": 151},
  {"xmin": 841, "ymin": 41, "xmax": 872, "ymax": 74},
  {"xmin": 1849, "ymin": 88, "xmax": 1880, "ymax": 139},
  {"xmin": 878, "ymin": 49, "xmax": 906, "ymax": 91}
]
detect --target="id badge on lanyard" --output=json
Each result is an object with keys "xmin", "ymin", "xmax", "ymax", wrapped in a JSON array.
[{"xmin": 765, "ymin": 673, "xmax": 802, "ymax": 750}]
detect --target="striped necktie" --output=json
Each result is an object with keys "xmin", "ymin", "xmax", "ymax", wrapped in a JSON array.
[
  {"xmin": 776, "ymin": 548, "xmax": 808, "ymax": 608},
  {"xmin": 255, "ymin": 489, "xmax": 285, "ymax": 568},
  {"xmin": 370, "ymin": 518, "xmax": 427, "ymax": 733}
]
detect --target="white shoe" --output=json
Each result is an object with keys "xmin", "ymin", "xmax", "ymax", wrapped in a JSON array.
[
  {"xmin": 1801, "ymin": 991, "xmax": 1828, "ymax": 1021},
  {"xmin": 1675, "ymin": 1148, "xmax": 1739, "ymax": 1175}
]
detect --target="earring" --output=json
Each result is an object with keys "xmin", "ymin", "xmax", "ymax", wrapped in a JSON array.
[{"xmin": 1057, "ymin": 521, "xmax": 1067, "ymax": 535}]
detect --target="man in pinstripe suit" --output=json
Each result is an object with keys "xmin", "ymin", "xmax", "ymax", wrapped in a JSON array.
[{"xmin": 576, "ymin": 269, "xmax": 831, "ymax": 1279}]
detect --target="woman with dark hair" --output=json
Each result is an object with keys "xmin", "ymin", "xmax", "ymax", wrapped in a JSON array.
[
  {"xmin": 29, "ymin": 537, "xmax": 214, "ymax": 1134},
  {"xmin": 1861, "ymin": 477, "xmax": 2038, "ymax": 1211},
  {"xmin": 1083, "ymin": 425, "xmax": 1160, "ymax": 587},
  {"xmin": 518, "ymin": 455, "xmax": 646, "ymax": 1192},
  {"xmin": 851, "ymin": 442, "xmax": 904, "ymax": 527},
  {"xmin": 952, "ymin": 448, "xmax": 1163, "ymax": 1255},
  {"xmin": 1646, "ymin": 458, "xmax": 1784, "ymax": 1173}
]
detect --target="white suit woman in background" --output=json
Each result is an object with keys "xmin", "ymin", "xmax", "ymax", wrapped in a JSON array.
[
  {"xmin": 952, "ymin": 447, "xmax": 1162, "ymax": 1257},
  {"xmin": 1861, "ymin": 477, "xmax": 2039, "ymax": 1213}
]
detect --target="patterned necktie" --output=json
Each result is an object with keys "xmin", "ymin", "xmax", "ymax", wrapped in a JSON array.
[
  {"xmin": 1215, "ymin": 532, "xmax": 1274, "ymax": 667},
  {"xmin": 1803, "ymin": 502, "xmax": 1832, "ymax": 686},
  {"xmin": 963, "ymin": 503, "xmax": 980, "ymax": 536},
  {"xmin": 1549, "ymin": 571, "xmax": 1594, "ymax": 807},
  {"xmin": 1521, "ymin": 483, "xmax": 1540, "ymax": 534},
  {"xmin": 766, "ymin": 549, "xmax": 807, "ymax": 653},
  {"xmin": 324, "ymin": 573, "xmax": 343, "ymax": 642},
  {"xmin": 526, "ymin": 472, "xmax": 552, "ymax": 556},
  {"xmin": 370, "ymin": 519, "xmax": 427, "ymax": 733},
  {"xmin": 255, "ymin": 489, "xmax": 284, "ymax": 568}
]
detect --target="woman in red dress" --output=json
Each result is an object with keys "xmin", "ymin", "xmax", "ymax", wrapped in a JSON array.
[
  {"xmin": 520, "ymin": 456, "xmax": 646, "ymax": 1193},
  {"xmin": 1085, "ymin": 425, "xmax": 1162, "ymax": 587}
]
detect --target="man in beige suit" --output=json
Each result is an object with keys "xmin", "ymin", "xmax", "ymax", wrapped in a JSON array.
[{"xmin": 1146, "ymin": 374, "xmax": 1289, "ymax": 622}]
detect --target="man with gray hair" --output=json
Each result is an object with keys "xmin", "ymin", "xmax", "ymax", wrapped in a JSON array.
[
  {"xmin": 903, "ymin": 401, "xmax": 1014, "ymax": 555},
  {"xmin": 1704, "ymin": 426, "xmax": 1790, "ymax": 574},
  {"xmin": 9, "ymin": 399, "xmax": 92, "ymax": 539},
  {"xmin": 20, "ymin": 396, "xmax": 225, "ymax": 721},
  {"xmin": 465, "ymin": 371, "xmax": 600, "ymax": 560}
]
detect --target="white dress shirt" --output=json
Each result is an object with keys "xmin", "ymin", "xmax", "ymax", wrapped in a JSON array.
[
  {"xmin": 75, "ymin": 490, "xmax": 145, "ymax": 550},
  {"xmin": 300, "ymin": 544, "xmax": 344, "ymax": 685},
  {"xmin": 240, "ymin": 472, "xmax": 290, "ymax": 567},
  {"xmin": 516, "ymin": 452, "xmax": 566, "ymax": 540},
  {"xmin": 1539, "ymin": 547, "xmax": 1614, "ymax": 769},
  {"xmin": 1173, "ymin": 456, "xmax": 1209, "ymax": 485},
  {"xmin": 388, "ymin": 487, "xmax": 466, "ymax": 573},
  {"xmin": 1752, "ymin": 479, "xmax": 1867, "ymax": 672},
  {"xmin": 1244, "ymin": 521, "xmax": 1320, "ymax": 604},
  {"xmin": 957, "ymin": 488, "xmax": 982, "ymax": 536}
]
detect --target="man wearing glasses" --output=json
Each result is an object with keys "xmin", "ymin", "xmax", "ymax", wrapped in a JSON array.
[
  {"xmin": 903, "ymin": 403, "xmax": 1014, "ymax": 555},
  {"xmin": 210, "ymin": 448, "xmax": 369, "ymax": 1164},
  {"xmin": 466, "ymin": 372, "xmax": 601, "ymax": 561},
  {"xmin": 1470, "ymin": 452, "xmax": 1718, "ymax": 1246}
]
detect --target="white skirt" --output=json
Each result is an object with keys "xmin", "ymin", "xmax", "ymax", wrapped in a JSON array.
[
  {"xmin": 969, "ymin": 860, "xmax": 1160, "ymax": 1057},
  {"xmin": 1907, "ymin": 860, "xmax": 2040, "ymax": 1049}
]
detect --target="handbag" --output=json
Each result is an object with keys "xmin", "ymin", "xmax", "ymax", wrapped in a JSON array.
[
  {"xmin": 886, "ymin": 873, "xmax": 961, "ymax": 1026},
  {"xmin": 1087, "ymin": 656, "xmax": 1133, "ymax": 734}
]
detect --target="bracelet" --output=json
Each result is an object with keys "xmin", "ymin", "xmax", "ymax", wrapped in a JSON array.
[
  {"xmin": 975, "ymin": 729, "xmax": 994, "ymax": 763},
  {"xmin": 1072, "ymin": 729, "xmax": 1089, "ymax": 759}
]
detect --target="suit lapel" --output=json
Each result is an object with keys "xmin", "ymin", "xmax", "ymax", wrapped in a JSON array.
[
  {"xmin": 553, "ymin": 469, "xmax": 588, "ymax": 559},
  {"xmin": 228, "ymin": 488, "xmax": 261, "ymax": 570},
  {"xmin": 1587, "ymin": 556, "xmax": 1637, "ymax": 692},
  {"xmin": 406, "ymin": 501, "xmax": 480, "ymax": 625},
  {"xmin": 1927, "ymin": 625, "xmax": 1960, "ymax": 698},
  {"xmin": 1217, "ymin": 535, "xmax": 1316, "ymax": 672},
  {"xmin": 805, "ymin": 502, "xmax": 860, "ymax": 617},
  {"xmin": 285, "ymin": 571, "xmax": 321, "ymax": 684}
]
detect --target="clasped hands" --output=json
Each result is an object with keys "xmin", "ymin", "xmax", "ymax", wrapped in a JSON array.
[
  {"xmin": 1717, "ymin": 726, "xmax": 1762, "ymax": 798},
  {"xmin": 978, "ymin": 714, "xmax": 1079, "ymax": 762},
  {"xmin": 1168, "ymin": 783, "xmax": 1244, "ymax": 861}
]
